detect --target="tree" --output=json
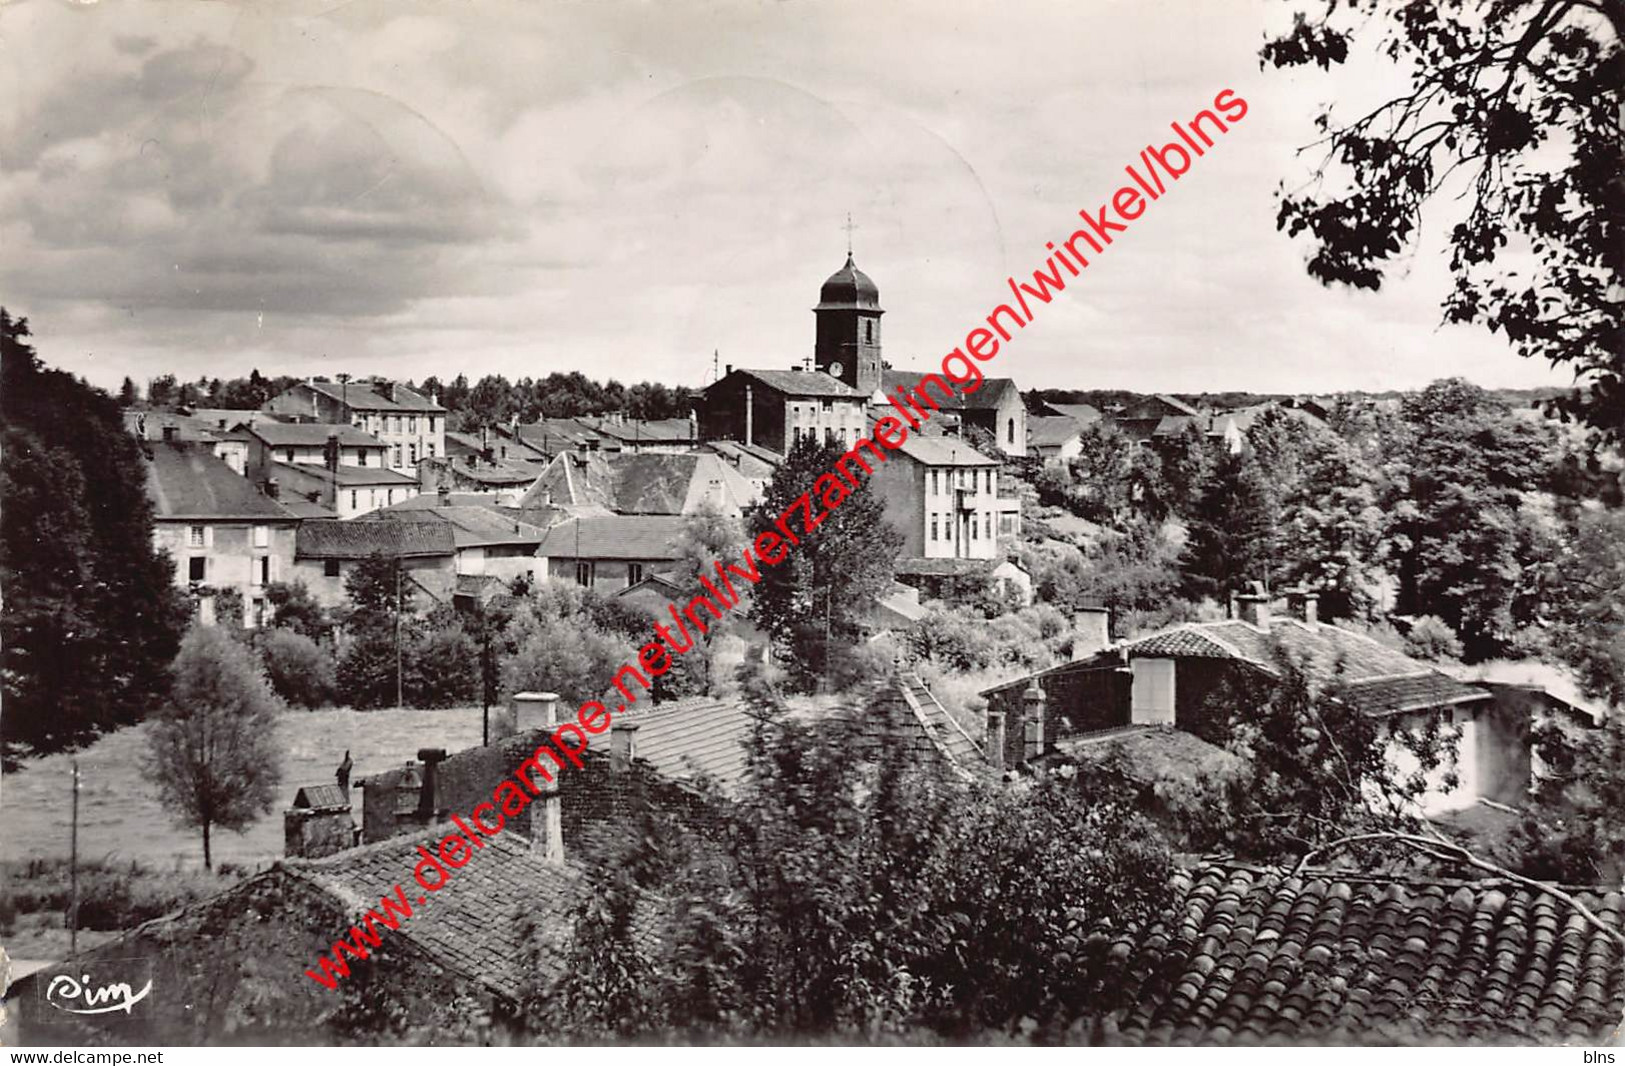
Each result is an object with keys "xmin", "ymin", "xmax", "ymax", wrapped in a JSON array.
[
  {"xmin": 1544, "ymin": 507, "xmax": 1625, "ymax": 705},
  {"xmin": 1380, "ymin": 378, "xmax": 1556, "ymax": 657},
  {"xmin": 1065, "ymin": 421, "xmax": 1136, "ymax": 523},
  {"xmin": 1193, "ymin": 649, "xmax": 1453, "ymax": 860},
  {"xmin": 117, "ymin": 376, "xmax": 138, "ymax": 407},
  {"xmin": 264, "ymin": 580, "xmax": 328, "ymax": 641},
  {"xmin": 1511, "ymin": 711, "xmax": 1625, "ymax": 886},
  {"xmin": 500, "ymin": 584, "xmax": 637, "ymax": 705},
  {"xmin": 1180, "ymin": 446, "xmax": 1277, "ymax": 601},
  {"xmin": 535, "ymin": 703, "xmax": 1174, "ymax": 1041},
  {"xmin": 747, "ymin": 437, "xmax": 903, "ymax": 692},
  {"xmin": 146, "ymin": 374, "xmax": 178, "ymax": 407},
  {"xmin": 258, "ymin": 628, "xmax": 336, "ymax": 709},
  {"xmin": 1, "ymin": 311, "xmax": 186, "ymax": 766},
  {"xmin": 337, "ymin": 554, "xmax": 416, "ymax": 709},
  {"xmin": 142, "ymin": 624, "xmax": 284, "ymax": 868},
  {"xmin": 667, "ymin": 502, "xmax": 749, "ymax": 696},
  {"xmin": 1263, "ymin": 0, "xmax": 1625, "ymax": 444}
]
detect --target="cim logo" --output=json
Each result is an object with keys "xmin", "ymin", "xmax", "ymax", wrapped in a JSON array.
[{"xmin": 44, "ymin": 972, "xmax": 152, "ymax": 1016}]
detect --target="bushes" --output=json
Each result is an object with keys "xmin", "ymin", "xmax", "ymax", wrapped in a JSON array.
[
  {"xmin": 257, "ymin": 628, "xmax": 335, "ymax": 708},
  {"xmin": 1403, "ymin": 615, "xmax": 1463, "ymax": 662},
  {"xmin": 0, "ymin": 858, "xmax": 231, "ymax": 934}
]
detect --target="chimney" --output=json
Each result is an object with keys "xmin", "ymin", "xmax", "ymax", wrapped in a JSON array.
[
  {"xmin": 1287, "ymin": 588, "xmax": 1319, "ymax": 625},
  {"xmin": 744, "ymin": 383, "xmax": 754, "ymax": 444},
  {"xmin": 611, "ymin": 721, "xmax": 640, "ymax": 772},
  {"xmin": 1072, "ymin": 606, "xmax": 1111, "ymax": 661},
  {"xmin": 325, "ymin": 433, "xmax": 340, "ymax": 472},
  {"xmin": 986, "ymin": 710, "xmax": 1005, "ymax": 772},
  {"xmin": 511, "ymin": 691, "xmax": 559, "ymax": 736},
  {"xmin": 263, "ymin": 478, "xmax": 280, "ymax": 499},
  {"xmin": 162, "ymin": 425, "xmax": 178, "ymax": 443},
  {"xmin": 535, "ymin": 774, "xmax": 564, "ymax": 863},
  {"xmin": 724, "ymin": 363, "xmax": 733, "ymax": 376},
  {"xmin": 416, "ymin": 747, "xmax": 447, "ymax": 821},
  {"xmin": 1234, "ymin": 584, "xmax": 1271, "ymax": 629},
  {"xmin": 1022, "ymin": 681, "xmax": 1046, "ymax": 762},
  {"xmin": 437, "ymin": 484, "xmax": 451, "ymax": 506}
]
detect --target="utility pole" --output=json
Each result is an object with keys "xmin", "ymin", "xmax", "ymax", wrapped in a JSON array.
[
  {"xmin": 69, "ymin": 760, "xmax": 80, "ymax": 956},
  {"xmin": 395, "ymin": 559, "xmax": 404, "ymax": 710}
]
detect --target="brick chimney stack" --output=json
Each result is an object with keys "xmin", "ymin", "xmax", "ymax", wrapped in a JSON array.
[
  {"xmin": 1022, "ymin": 681, "xmax": 1046, "ymax": 763},
  {"xmin": 1286, "ymin": 587, "xmax": 1319, "ymax": 625},
  {"xmin": 1072, "ymin": 606, "xmax": 1112, "ymax": 661},
  {"xmin": 1234, "ymin": 582, "xmax": 1271, "ymax": 629},
  {"xmin": 986, "ymin": 710, "xmax": 1006, "ymax": 772}
]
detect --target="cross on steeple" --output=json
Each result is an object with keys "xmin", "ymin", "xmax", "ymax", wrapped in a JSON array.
[{"xmin": 845, "ymin": 213, "xmax": 856, "ymax": 257}]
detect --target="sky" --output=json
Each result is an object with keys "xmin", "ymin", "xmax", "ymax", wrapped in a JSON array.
[{"xmin": 0, "ymin": 0, "xmax": 1575, "ymax": 397}]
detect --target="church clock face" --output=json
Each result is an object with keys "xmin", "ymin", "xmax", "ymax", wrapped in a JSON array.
[{"xmin": 829, "ymin": 361, "xmax": 844, "ymax": 379}]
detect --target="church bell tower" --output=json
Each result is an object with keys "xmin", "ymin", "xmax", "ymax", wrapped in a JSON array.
[{"xmin": 813, "ymin": 251, "xmax": 884, "ymax": 395}]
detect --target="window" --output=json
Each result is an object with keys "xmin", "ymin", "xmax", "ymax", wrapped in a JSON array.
[
  {"xmin": 930, "ymin": 514, "xmax": 939, "ymax": 542},
  {"xmin": 821, "ymin": 399, "xmax": 833, "ymax": 412},
  {"xmin": 188, "ymin": 557, "xmax": 206, "ymax": 582},
  {"xmin": 627, "ymin": 563, "xmax": 645, "ymax": 586},
  {"xmin": 409, "ymin": 417, "xmax": 418, "ymax": 433},
  {"xmin": 392, "ymin": 445, "xmax": 403, "ymax": 466},
  {"xmin": 986, "ymin": 469, "xmax": 994, "ymax": 493},
  {"xmin": 428, "ymin": 417, "xmax": 437, "ymax": 433},
  {"xmin": 970, "ymin": 517, "xmax": 978, "ymax": 541},
  {"xmin": 253, "ymin": 525, "xmax": 270, "ymax": 548},
  {"xmin": 427, "ymin": 442, "xmax": 436, "ymax": 458},
  {"xmin": 865, "ymin": 320, "xmax": 873, "ymax": 342},
  {"xmin": 930, "ymin": 470, "xmax": 940, "ymax": 495},
  {"xmin": 409, "ymin": 443, "xmax": 418, "ymax": 465},
  {"xmin": 350, "ymin": 490, "xmax": 358, "ymax": 511},
  {"xmin": 251, "ymin": 598, "xmax": 267, "ymax": 629},
  {"xmin": 1007, "ymin": 417, "xmax": 1016, "ymax": 445},
  {"xmin": 324, "ymin": 559, "xmax": 342, "ymax": 578},
  {"xmin": 358, "ymin": 451, "xmax": 368, "ymax": 467},
  {"xmin": 253, "ymin": 556, "xmax": 271, "ymax": 586},
  {"xmin": 575, "ymin": 561, "xmax": 595, "ymax": 587},
  {"xmin": 284, "ymin": 449, "xmax": 296, "ymax": 463},
  {"xmin": 985, "ymin": 513, "xmax": 993, "ymax": 540},
  {"xmin": 188, "ymin": 525, "xmax": 206, "ymax": 547}
]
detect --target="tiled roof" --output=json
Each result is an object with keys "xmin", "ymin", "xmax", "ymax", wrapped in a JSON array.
[
  {"xmin": 362, "ymin": 507, "xmax": 547, "ymax": 548},
  {"xmin": 585, "ymin": 417, "xmax": 698, "ymax": 444},
  {"xmin": 882, "ymin": 369, "xmax": 1021, "ymax": 412},
  {"xmin": 1097, "ymin": 863, "xmax": 1625, "ymax": 1044},
  {"xmin": 898, "ymin": 673, "xmax": 987, "ymax": 773},
  {"xmin": 286, "ymin": 829, "xmax": 581, "ymax": 998},
  {"xmin": 247, "ymin": 423, "xmax": 386, "ymax": 448},
  {"xmin": 290, "ymin": 784, "xmax": 350, "ymax": 810},
  {"xmin": 269, "ymin": 461, "xmax": 418, "ymax": 487},
  {"xmin": 893, "ymin": 432, "xmax": 999, "ymax": 467},
  {"xmin": 146, "ymin": 443, "xmax": 297, "ymax": 521},
  {"xmin": 295, "ymin": 519, "xmax": 455, "ymax": 559},
  {"xmin": 183, "ymin": 407, "xmax": 272, "ymax": 431},
  {"xmin": 585, "ymin": 697, "xmax": 764, "ymax": 792},
  {"xmin": 385, "ymin": 492, "xmax": 506, "ymax": 511},
  {"xmin": 1042, "ymin": 402, "xmax": 1103, "ymax": 426},
  {"xmin": 1123, "ymin": 620, "xmax": 1490, "ymax": 717},
  {"xmin": 894, "ymin": 556, "xmax": 999, "ymax": 578},
  {"xmin": 280, "ymin": 497, "xmax": 337, "ymax": 519},
  {"xmin": 1338, "ymin": 673, "xmax": 1492, "ymax": 718},
  {"xmin": 533, "ymin": 514, "xmax": 687, "ymax": 562},
  {"xmin": 1028, "ymin": 415, "xmax": 1084, "ymax": 448},
  {"xmin": 303, "ymin": 380, "xmax": 445, "ymax": 413},
  {"xmin": 727, "ymin": 368, "xmax": 864, "ymax": 398},
  {"xmin": 519, "ymin": 452, "xmax": 758, "ymax": 515},
  {"xmin": 125, "ymin": 411, "xmax": 221, "ymax": 442},
  {"xmin": 1058, "ymin": 725, "xmax": 1243, "ymax": 783}
]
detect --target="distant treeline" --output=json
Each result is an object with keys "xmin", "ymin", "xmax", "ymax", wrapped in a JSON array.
[
  {"xmin": 128, "ymin": 370, "xmax": 699, "ymax": 430},
  {"xmin": 1025, "ymin": 386, "xmax": 1567, "ymax": 413}
]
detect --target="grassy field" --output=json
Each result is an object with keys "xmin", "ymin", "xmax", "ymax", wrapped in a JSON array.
[{"xmin": 1, "ymin": 707, "xmax": 489, "ymax": 871}]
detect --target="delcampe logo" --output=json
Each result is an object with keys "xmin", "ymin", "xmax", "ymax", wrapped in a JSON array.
[{"xmin": 44, "ymin": 973, "xmax": 153, "ymax": 1016}]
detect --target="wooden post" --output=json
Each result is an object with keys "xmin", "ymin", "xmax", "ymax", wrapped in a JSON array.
[{"xmin": 69, "ymin": 760, "xmax": 80, "ymax": 957}]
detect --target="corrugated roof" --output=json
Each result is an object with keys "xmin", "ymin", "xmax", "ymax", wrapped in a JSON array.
[
  {"xmin": 146, "ymin": 443, "xmax": 297, "ymax": 521},
  {"xmin": 1100, "ymin": 863, "xmax": 1625, "ymax": 1043},
  {"xmin": 725, "ymin": 368, "xmax": 864, "ymax": 398},
  {"xmin": 296, "ymin": 519, "xmax": 455, "ymax": 559},
  {"xmin": 248, "ymin": 422, "xmax": 387, "ymax": 449},
  {"xmin": 585, "ymin": 697, "xmax": 764, "ymax": 792},
  {"xmin": 533, "ymin": 514, "xmax": 687, "ymax": 561}
]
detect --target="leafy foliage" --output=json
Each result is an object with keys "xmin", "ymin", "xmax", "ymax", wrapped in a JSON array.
[
  {"xmin": 257, "ymin": 628, "xmax": 336, "ymax": 709},
  {"xmin": 533, "ymin": 705, "xmax": 1173, "ymax": 1041},
  {"xmin": 1, "ymin": 311, "xmax": 187, "ymax": 766},
  {"xmin": 1263, "ymin": 0, "xmax": 1625, "ymax": 444},
  {"xmin": 748, "ymin": 437, "xmax": 903, "ymax": 691},
  {"xmin": 1512, "ymin": 712, "xmax": 1625, "ymax": 885},
  {"xmin": 1544, "ymin": 506, "xmax": 1625, "ymax": 705},
  {"xmin": 142, "ymin": 624, "xmax": 284, "ymax": 868}
]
